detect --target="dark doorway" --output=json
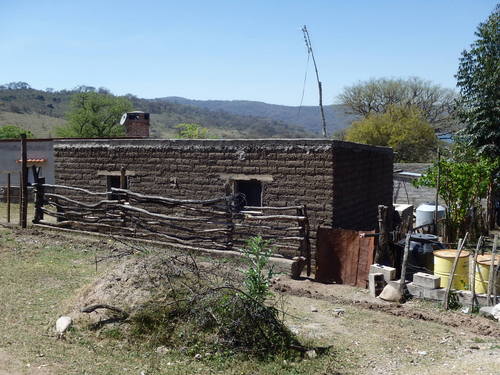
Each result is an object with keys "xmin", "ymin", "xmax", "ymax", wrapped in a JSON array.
[
  {"xmin": 235, "ymin": 179, "xmax": 262, "ymax": 206},
  {"xmin": 107, "ymin": 175, "xmax": 126, "ymax": 200}
]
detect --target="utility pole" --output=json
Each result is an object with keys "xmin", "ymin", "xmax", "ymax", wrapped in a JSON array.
[{"xmin": 302, "ymin": 25, "xmax": 327, "ymax": 138}]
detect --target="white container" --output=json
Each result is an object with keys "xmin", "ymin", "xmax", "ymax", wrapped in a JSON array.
[{"xmin": 416, "ymin": 203, "xmax": 446, "ymax": 227}]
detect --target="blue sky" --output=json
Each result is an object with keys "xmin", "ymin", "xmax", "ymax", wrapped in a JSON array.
[{"xmin": 0, "ymin": 0, "xmax": 496, "ymax": 105}]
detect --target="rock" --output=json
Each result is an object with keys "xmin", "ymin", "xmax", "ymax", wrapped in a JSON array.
[
  {"xmin": 310, "ymin": 306, "xmax": 318, "ymax": 312},
  {"xmin": 55, "ymin": 316, "xmax": 72, "ymax": 335},
  {"xmin": 155, "ymin": 346, "xmax": 170, "ymax": 354},
  {"xmin": 306, "ymin": 349, "xmax": 317, "ymax": 359},
  {"xmin": 479, "ymin": 306, "xmax": 495, "ymax": 320},
  {"xmin": 417, "ymin": 351, "xmax": 428, "ymax": 356},
  {"xmin": 378, "ymin": 282, "xmax": 402, "ymax": 302},
  {"xmin": 491, "ymin": 303, "xmax": 500, "ymax": 321}
]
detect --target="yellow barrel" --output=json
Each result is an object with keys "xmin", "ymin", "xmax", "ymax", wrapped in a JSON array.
[
  {"xmin": 434, "ymin": 249, "xmax": 470, "ymax": 290},
  {"xmin": 474, "ymin": 255, "xmax": 500, "ymax": 294}
]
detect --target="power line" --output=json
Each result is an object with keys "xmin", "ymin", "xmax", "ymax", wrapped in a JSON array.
[{"xmin": 297, "ymin": 50, "xmax": 310, "ymax": 117}]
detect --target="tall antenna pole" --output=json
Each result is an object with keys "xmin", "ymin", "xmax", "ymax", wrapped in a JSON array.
[{"xmin": 302, "ymin": 25, "xmax": 327, "ymax": 138}]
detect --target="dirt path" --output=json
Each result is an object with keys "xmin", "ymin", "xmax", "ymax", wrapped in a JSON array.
[
  {"xmin": 284, "ymin": 293, "xmax": 500, "ymax": 375},
  {"xmin": 274, "ymin": 276, "xmax": 500, "ymax": 338}
]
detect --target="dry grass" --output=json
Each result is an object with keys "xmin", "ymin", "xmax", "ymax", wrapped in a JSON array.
[
  {"xmin": 0, "ymin": 227, "xmax": 352, "ymax": 375},
  {"xmin": 0, "ymin": 226, "xmax": 498, "ymax": 374}
]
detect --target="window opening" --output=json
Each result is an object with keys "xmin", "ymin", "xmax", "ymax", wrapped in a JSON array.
[
  {"xmin": 235, "ymin": 179, "xmax": 262, "ymax": 207},
  {"xmin": 107, "ymin": 175, "xmax": 126, "ymax": 200}
]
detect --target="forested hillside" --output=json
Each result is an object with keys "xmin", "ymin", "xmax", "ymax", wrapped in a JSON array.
[
  {"xmin": 163, "ymin": 97, "xmax": 359, "ymax": 135},
  {"xmin": 0, "ymin": 83, "xmax": 314, "ymax": 138}
]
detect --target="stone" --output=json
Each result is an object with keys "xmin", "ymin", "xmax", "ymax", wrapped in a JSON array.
[
  {"xmin": 378, "ymin": 282, "xmax": 402, "ymax": 302},
  {"xmin": 55, "ymin": 316, "xmax": 72, "ymax": 335},
  {"xmin": 370, "ymin": 264, "xmax": 396, "ymax": 283},
  {"xmin": 155, "ymin": 346, "xmax": 170, "ymax": 354},
  {"xmin": 306, "ymin": 349, "xmax": 317, "ymax": 359},
  {"xmin": 479, "ymin": 306, "xmax": 495, "ymax": 320},
  {"xmin": 310, "ymin": 306, "xmax": 318, "ymax": 312},
  {"xmin": 491, "ymin": 303, "xmax": 500, "ymax": 321},
  {"xmin": 369, "ymin": 272, "xmax": 385, "ymax": 298},
  {"xmin": 413, "ymin": 272, "xmax": 440, "ymax": 289},
  {"xmin": 291, "ymin": 256, "xmax": 305, "ymax": 280}
]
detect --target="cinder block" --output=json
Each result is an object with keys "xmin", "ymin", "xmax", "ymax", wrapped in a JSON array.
[
  {"xmin": 370, "ymin": 264, "xmax": 396, "ymax": 282},
  {"xmin": 413, "ymin": 272, "xmax": 440, "ymax": 289},
  {"xmin": 369, "ymin": 272, "xmax": 385, "ymax": 298},
  {"xmin": 407, "ymin": 283, "xmax": 445, "ymax": 301}
]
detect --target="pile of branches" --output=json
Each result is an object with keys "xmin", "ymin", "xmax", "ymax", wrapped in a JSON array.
[{"xmin": 82, "ymin": 248, "xmax": 305, "ymax": 358}]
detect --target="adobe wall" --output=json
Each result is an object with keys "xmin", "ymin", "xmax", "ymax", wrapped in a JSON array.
[
  {"xmin": 53, "ymin": 139, "xmax": 393, "ymax": 256},
  {"xmin": 332, "ymin": 143, "xmax": 394, "ymax": 230}
]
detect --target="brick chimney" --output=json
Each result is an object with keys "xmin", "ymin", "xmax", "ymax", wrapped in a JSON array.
[{"xmin": 122, "ymin": 111, "xmax": 150, "ymax": 137}]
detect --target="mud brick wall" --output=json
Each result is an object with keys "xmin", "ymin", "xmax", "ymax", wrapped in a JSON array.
[
  {"xmin": 332, "ymin": 142, "xmax": 394, "ymax": 230},
  {"xmin": 53, "ymin": 139, "xmax": 393, "ymax": 258}
]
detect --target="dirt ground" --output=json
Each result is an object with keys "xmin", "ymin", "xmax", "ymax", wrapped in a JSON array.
[
  {"xmin": 0, "ymin": 226, "xmax": 499, "ymax": 375},
  {"xmin": 275, "ymin": 278, "xmax": 500, "ymax": 375}
]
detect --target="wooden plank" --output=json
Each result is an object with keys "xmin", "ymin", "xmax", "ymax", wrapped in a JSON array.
[
  {"xmin": 356, "ymin": 230, "xmax": 376, "ymax": 287},
  {"xmin": 443, "ymin": 232, "xmax": 469, "ymax": 310},
  {"xmin": 399, "ymin": 234, "xmax": 411, "ymax": 298},
  {"xmin": 470, "ymin": 236, "xmax": 483, "ymax": 311},
  {"xmin": 486, "ymin": 235, "xmax": 498, "ymax": 306}
]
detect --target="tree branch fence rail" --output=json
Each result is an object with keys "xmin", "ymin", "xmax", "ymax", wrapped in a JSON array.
[{"xmin": 33, "ymin": 183, "xmax": 311, "ymax": 274}]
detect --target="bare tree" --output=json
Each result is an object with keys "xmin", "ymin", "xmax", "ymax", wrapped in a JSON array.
[{"xmin": 338, "ymin": 77, "xmax": 460, "ymax": 132}]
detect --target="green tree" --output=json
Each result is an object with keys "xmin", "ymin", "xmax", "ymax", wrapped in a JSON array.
[
  {"xmin": 456, "ymin": 5, "xmax": 500, "ymax": 158},
  {"xmin": 56, "ymin": 92, "xmax": 132, "ymax": 137},
  {"xmin": 175, "ymin": 123, "xmax": 211, "ymax": 139},
  {"xmin": 345, "ymin": 105, "xmax": 438, "ymax": 162},
  {"xmin": 338, "ymin": 77, "xmax": 459, "ymax": 132},
  {"xmin": 0, "ymin": 125, "xmax": 33, "ymax": 139},
  {"xmin": 414, "ymin": 144, "xmax": 499, "ymax": 241}
]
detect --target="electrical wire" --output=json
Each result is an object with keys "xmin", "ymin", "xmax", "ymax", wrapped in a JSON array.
[{"xmin": 298, "ymin": 50, "xmax": 310, "ymax": 117}]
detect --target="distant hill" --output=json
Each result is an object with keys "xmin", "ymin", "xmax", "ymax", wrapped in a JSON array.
[
  {"xmin": 161, "ymin": 97, "xmax": 360, "ymax": 135},
  {"xmin": 0, "ymin": 86, "xmax": 315, "ymax": 138}
]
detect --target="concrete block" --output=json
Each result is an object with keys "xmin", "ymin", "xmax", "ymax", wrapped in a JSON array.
[
  {"xmin": 413, "ymin": 272, "xmax": 440, "ymax": 289},
  {"xmin": 407, "ymin": 283, "xmax": 446, "ymax": 301},
  {"xmin": 369, "ymin": 272, "xmax": 385, "ymax": 298},
  {"xmin": 370, "ymin": 264, "xmax": 396, "ymax": 282},
  {"xmin": 423, "ymin": 286, "xmax": 446, "ymax": 301}
]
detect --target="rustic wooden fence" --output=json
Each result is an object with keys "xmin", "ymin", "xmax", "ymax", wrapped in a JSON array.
[{"xmin": 32, "ymin": 182, "xmax": 311, "ymax": 274}]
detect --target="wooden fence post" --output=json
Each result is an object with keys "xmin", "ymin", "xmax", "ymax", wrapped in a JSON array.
[
  {"xmin": 486, "ymin": 235, "xmax": 498, "ymax": 306},
  {"xmin": 33, "ymin": 173, "xmax": 45, "ymax": 224},
  {"xmin": 444, "ymin": 232, "xmax": 469, "ymax": 310},
  {"xmin": 18, "ymin": 171, "xmax": 22, "ymax": 226},
  {"xmin": 470, "ymin": 236, "xmax": 483, "ymax": 311},
  {"xmin": 224, "ymin": 183, "xmax": 234, "ymax": 251},
  {"xmin": 376, "ymin": 205, "xmax": 393, "ymax": 266},
  {"xmin": 120, "ymin": 167, "xmax": 127, "ymax": 189},
  {"xmin": 6, "ymin": 173, "xmax": 10, "ymax": 223},
  {"xmin": 399, "ymin": 233, "xmax": 411, "ymax": 299},
  {"xmin": 434, "ymin": 148, "xmax": 441, "ymax": 235},
  {"xmin": 20, "ymin": 134, "xmax": 28, "ymax": 228}
]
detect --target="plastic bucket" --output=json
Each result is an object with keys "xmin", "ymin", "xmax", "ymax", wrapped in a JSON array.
[
  {"xmin": 474, "ymin": 254, "xmax": 500, "ymax": 294},
  {"xmin": 434, "ymin": 249, "xmax": 470, "ymax": 290}
]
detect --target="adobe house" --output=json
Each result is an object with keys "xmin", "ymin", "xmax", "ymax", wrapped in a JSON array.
[{"xmin": 52, "ymin": 138, "xmax": 394, "ymax": 249}]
